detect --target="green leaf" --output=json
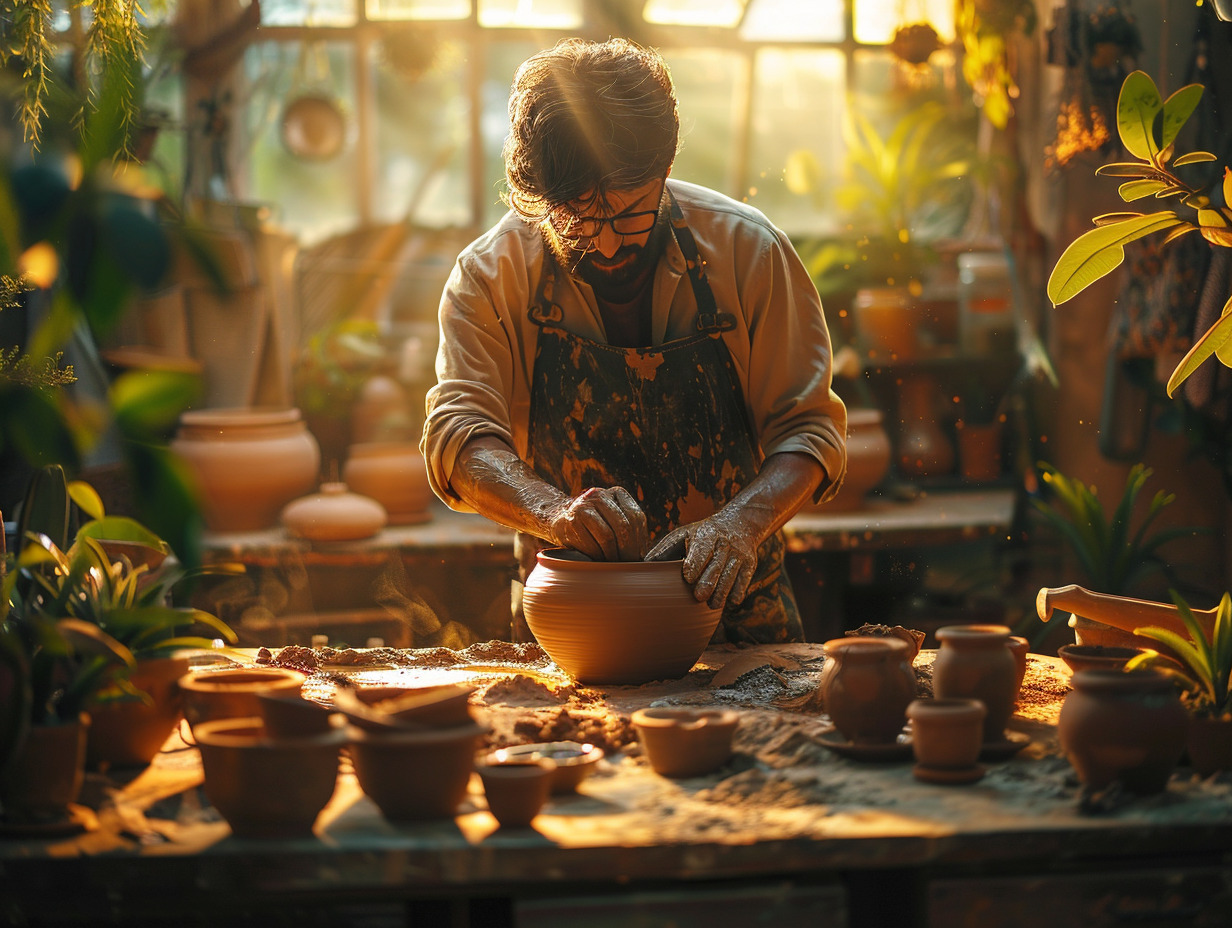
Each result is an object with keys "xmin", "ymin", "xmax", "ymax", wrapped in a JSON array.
[
  {"xmin": 110, "ymin": 369, "xmax": 202, "ymax": 438},
  {"xmin": 1160, "ymin": 83, "xmax": 1204, "ymax": 152},
  {"xmin": 1167, "ymin": 298, "xmax": 1232, "ymax": 396},
  {"xmin": 1133, "ymin": 625, "xmax": 1212, "ymax": 697},
  {"xmin": 75, "ymin": 516, "xmax": 167, "ymax": 550},
  {"xmin": 1048, "ymin": 213, "xmax": 1184, "ymax": 305},
  {"xmin": 1095, "ymin": 163, "xmax": 1156, "ymax": 177},
  {"xmin": 1173, "ymin": 151, "xmax": 1218, "ymax": 166},
  {"xmin": 1117, "ymin": 71, "xmax": 1163, "ymax": 162},
  {"xmin": 1118, "ymin": 179, "xmax": 1169, "ymax": 201},
  {"xmin": 68, "ymin": 481, "xmax": 105, "ymax": 522}
]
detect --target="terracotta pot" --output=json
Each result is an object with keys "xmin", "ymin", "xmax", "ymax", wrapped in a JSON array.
[
  {"xmin": 179, "ymin": 667, "xmax": 306, "ymax": 733},
  {"xmin": 956, "ymin": 420, "xmax": 1003, "ymax": 481},
  {"xmin": 907, "ymin": 698, "xmax": 986, "ymax": 769},
  {"xmin": 896, "ymin": 373, "xmax": 954, "ymax": 478},
  {"xmin": 820, "ymin": 637, "xmax": 916, "ymax": 744},
  {"xmin": 1007, "ymin": 635, "xmax": 1029, "ymax": 705},
  {"xmin": 281, "ymin": 482, "xmax": 387, "ymax": 542},
  {"xmin": 87, "ymin": 655, "xmax": 191, "ymax": 769},
  {"xmin": 933, "ymin": 624, "xmax": 1018, "ymax": 742},
  {"xmin": 347, "ymin": 721, "xmax": 487, "ymax": 821},
  {"xmin": 351, "ymin": 375, "xmax": 412, "ymax": 444},
  {"xmin": 195, "ymin": 717, "xmax": 345, "ymax": 838},
  {"xmin": 1058, "ymin": 669, "xmax": 1188, "ymax": 794},
  {"xmin": 0, "ymin": 715, "xmax": 89, "ymax": 824},
  {"xmin": 258, "ymin": 693, "xmax": 338, "ymax": 739},
  {"xmin": 816, "ymin": 409, "xmax": 891, "ymax": 512},
  {"xmin": 477, "ymin": 758, "xmax": 557, "ymax": 828},
  {"xmin": 343, "ymin": 442, "xmax": 434, "ymax": 525},
  {"xmin": 854, "ymin": 287, "xmax": 918, "ymax": 361},
  {"xmin": 490, "ymin": 742, "xmax": 605, "ymax": 794},
  {"xmin": 522, "ymin": 549, "xmax": 722, "ymax": 685},
  {"xmin": 631, "ymin": 708, "xmax": 740, "ymax": 778},
  {"xmin": 1056, "ymin": 643, "xmax": 1145, "ymax": 675},
  {"xmin": 1186, "ymin": 715, "xmax": 1232, "ymax": 778},
  {"xmin": 170, "ymin": 407, "xmax": 321, "ymax": 532}
]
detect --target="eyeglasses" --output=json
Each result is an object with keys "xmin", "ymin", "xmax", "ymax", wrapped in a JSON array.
[{"xmin": 557, "ymin": 207, "xmax": 659, "ymax": 241}]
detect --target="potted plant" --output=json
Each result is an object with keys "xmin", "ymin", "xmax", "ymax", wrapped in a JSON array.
[{"xmin": 1125, "ymin": 591, "xmax": 1232, "ymax": 777}]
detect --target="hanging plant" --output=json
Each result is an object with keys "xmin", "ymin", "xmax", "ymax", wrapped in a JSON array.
[
  {"xmin": 956, "ymin": 0, "xmax": 1038, "ymax": 129},
  {"xmin": 890, "ymin": 22, "xmax": 943, "ymax": 66}
]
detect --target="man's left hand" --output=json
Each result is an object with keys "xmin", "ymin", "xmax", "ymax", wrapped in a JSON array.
[{"xmin": 644, "ymin": 511, "xmax": 759, "ymax": 611}]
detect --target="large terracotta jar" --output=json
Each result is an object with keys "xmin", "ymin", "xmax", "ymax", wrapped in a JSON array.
[
  {"xmin": 811, "ymin": 408, "xmax": 891, "ymax": 512},
  {"xmin": 342, "ymin": 441, "xmax": 434, "ymax": 525},
  {"xmin": 1058, "ymin": 669, "xmax": 1188, "ymax": 794},
  {"xmin": 820, "ymin": 637, "xmax": 916, "ymax": 744},
  {"xmin": 522, "ymin": 549, "xmax": 722, "ymax": 685},
  {"xmin": 933, "ymin": 624, "xmax": 1018, "ymax": 742},
  {"xmin": 170, "ymin": 407, "xmax": 320, "ymax": 532}
]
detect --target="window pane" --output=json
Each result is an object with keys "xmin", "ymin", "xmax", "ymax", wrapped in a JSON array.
[
  {"xmin": 244, "ymin": 41, "xmax": 359, "ymax": 245},
  {"xmin": 643, "ymin": 0, "xmax": 746, "ymax": 28},
  {"xmin": 740, "ymin": 0, "xmax": 844, "ymax": 42},
  {"xmin": 477, "ymin": 0, "xmax": 582, "ymax": 28},
  {"xmin": 664, "ymin": 48, "xmax": 744, "ymax": 195},
  {"xmin": 261, "ymin": 0, "xmax": 357, "ymax": 26},
  {"xmin": 367, "ymin": 0, "xmax": 470, "ymax": 21},
  {"xmin": 480, "ymin": 39, "xmax": 543, "ymax": 228},
  {"xmin": 745, "ymin": 48, "xmax": 845, "ymax": 236},
  {"xmin": 371, "ymin": 36, "xmax": 471, "ymax": 228},
  {"xmin": 854, "ymin": 0, "xmax": 954, "ymax": 44}
]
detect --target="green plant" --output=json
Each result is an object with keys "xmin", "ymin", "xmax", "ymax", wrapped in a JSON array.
[
  {"xmin": 292, "ymin": 318, "xmax": 388, "ymax": 420},
  {"xmin": 1030, "ymin": 461, "xmax": 1201, "ymax": 596},
  {"xmin": 1048, "ymin": 70, "xmax": 1232, "ymax": 398},
  {"xmin": 956, "ymin": 0, "xmax": 1038, "ymax": 129},
  {"xmin": 1126, "ymin": 591, "xmax": 1232, "ymax": 719}
]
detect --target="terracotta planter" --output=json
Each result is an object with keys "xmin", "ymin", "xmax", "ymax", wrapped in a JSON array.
[
  {"xmin": 343, "ymin": 442, "xmax": 434, "ymax": 525},
  {"xmin": 1058, "ymin": 669, "xmax": 1188, "ymax": 794},
  {"xmin": 933, "ymin": 624, "xmax": 1018, "ymax": 742},
  {"xmin": 281, "ymin": 482, "xmax": 387, "ymax": 541},
  {"xmin": 347, "ymin": 721, "xmax": 487, "ymax": 821},
  {"xmin": 170, "ymin": 407, "xmax": 320, "ymax": 532},
  {"xmin": 956, "ymin": 420, "xmax": 1003, "ymax": 481},
  {"xmin": 195, "ymin": 717, "xmax": 345, "ymax": 838},
  {"xmin": 0, "ymin": 715, "xmax": 89, "ymax": 824},
  {"xmin": 87, "ymin": 656, "xmax": 191, "ymax": 769},
  {"xmin": 1007, "ymin": 635, "xmax": 1029, "ymax": 705},
  {"xmin": 258, "ymin": 693, "xmax": 338, "ymax": 739},
  {"xmin": 820, "ymin": 637, "xmax": 916, "ymax": 744},
  {"xmin": 522, "ymin": 549, "xmax": 722, "ymax": 685},
  {"xmin": 179, "ymin": 667, "xmax": 306, "ymax": 733},
  {"xmin": 816, "ymin": 409, "xmax": 891, "ymax": 512},
  {"xmin": 477, "ymin": 758, "xmax": 557, "ymax": 827},
  {"xmin": 1056, "ymin": 643, "xmax": 1145, "ymax": 675},
  {"xmin": 1186, "ymin": 715, "xmax": 1232, "ymax": 778},
  {"xmin": 907, "ymin": 698, "xmax": 986, "ymax": 770},
  {"xmin": 631, "ymin": 708, "xmax": 740, "ymax": 778}
]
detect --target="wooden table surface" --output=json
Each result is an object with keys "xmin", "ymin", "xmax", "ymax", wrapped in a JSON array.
[{"xmin": 3, "ymin": 642, "xmax": 1229, "ymax": 927}]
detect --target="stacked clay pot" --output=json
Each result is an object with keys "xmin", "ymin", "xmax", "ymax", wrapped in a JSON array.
[
  {"xmin": 932, "ymin": 624, "xmax": 1019, "ymax": 742},
  {"xmin": 170, "ymin": 407, "xmax": 320, "ymax": 532},
  {"xmin": 820, "ymin": 637, "xmax": 916, "ymax": 744},
  {"xmin": 522, "ymin": 549, "xmax": 722, "ymax": 684},
  {"xmin": 1058, "ymin": 668, "xmax": 1188, "ymax": 794},
  {"xmin": 178, "ymin": 667, "xmax": 307, "ymax": 734}
]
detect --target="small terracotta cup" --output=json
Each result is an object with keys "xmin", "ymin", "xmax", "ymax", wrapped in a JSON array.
[
  {"xmin": 631, "ymin": 708, "xmax": 739, "ymax": 778},
  {"xmin": 477, "ymin": 758, "xmax": 557, "ymax": 828},
  {"xmin": 492, "ymin": 742, "xmax": 605, "ymax": 794},
  {"xmin": 908, "ymin": 698, "xmax": 987, "ymax": 770}
]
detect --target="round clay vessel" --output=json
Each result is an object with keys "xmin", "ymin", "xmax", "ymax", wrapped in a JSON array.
[
  {"xmin": 907, "ymin": 698, "xmax": 986, "ymax": 770},
  {"xmin": 347, "ymin": 721, "xmax": 487, "ymax": 821},
  {"xmin": 1058, "ymin": 669, "xmax": 1188, "ymax": 794},
  {"xmin": 195, "ymin": 716, "xmax": 344, "ymax": 838},
  {"xmin": 350, "ymin": 375, "xmax": 412, "ymax": 444},
  {"xmin": 179, "ymin": 667, "xmax": 306, "ymax": 732},
  {"xmin": 170, "ymin": 407, "xmax": 320, "ymax": 532},
  {"xmin": 477, "ymin": 758, "xmax": 557, "ymax": 828},
  {"xmin": 820, "ymin": 636, "xmax": 916, "ymax": 744},
  {"xmin": 257, "ymin": 692, "xmax": 339, "ymax": 739},
  {"xmin": 1186, "ymin": 715, "xmax": 1232, "ymax": 778},
  {"xmin": 522, "ymin": 549, "xmax": 722, "ymax": 685},
  {"xmin": 1007, "ymin": 635, "xmax": 1029, "ymax": 705},
  {"xmin": 896, "ymin": 373, "xmax": 955, "ymax": 478},
  {"xmin": 1057, "ymin": 643, "xmax": 1145, "ymax": 675},
  {"xmin": 631, "ymin": 708, "xmax": 740, "ymax": 778},
  {"xmin": 491, "ymin": 742, "xmax": 604, "ymax": 794},
  {"xmin": 343, "ymin": 441, "xmax": 434, "ymax": 525},
  {"xmin": 825, "ymin": 408, "xmax": 892, "ymax": 511},
  {"xmin": 933, "ymin": 624, "xmax": 1018, "ymax": 742},
  {"xmin": 87, "ymin": 655, "xmax": 190, "ymax": 769},
  {"xmin": 281, "ymin": 482, "xmax": 387, "ymax": 541}
]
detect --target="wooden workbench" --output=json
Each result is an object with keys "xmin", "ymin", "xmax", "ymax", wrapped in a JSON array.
[{"xmin": 2, "ymin": 643, "xmax": 1229, "ymax": 928}]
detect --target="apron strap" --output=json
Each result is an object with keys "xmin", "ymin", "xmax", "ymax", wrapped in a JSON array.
[{"xmin": 667, "ymin": 190, "xmax": 738, "ymax": 335}]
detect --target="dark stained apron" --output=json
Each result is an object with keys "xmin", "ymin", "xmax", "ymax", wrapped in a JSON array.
[{"xmin": 517, "ymin": 191, "xmax": 803, "ymax": 645}]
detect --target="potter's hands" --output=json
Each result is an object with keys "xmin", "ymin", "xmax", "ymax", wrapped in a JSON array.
[
  {"xmin": 548, "ymin": 486, "xmax": 649, "ymax": 562},
  {"xmin": 645, "ymin": 510, "xmax": 759, "ymax": 611}
]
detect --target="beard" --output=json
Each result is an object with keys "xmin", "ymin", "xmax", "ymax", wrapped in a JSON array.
[{"xmin": 544, "ymin": 200, "xmax": 672, "ymax": 304}]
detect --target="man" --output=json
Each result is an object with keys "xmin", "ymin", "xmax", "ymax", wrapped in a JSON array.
[{"xmin": 421, "ymin": 37, "xmax": 847, "ymax": 644}]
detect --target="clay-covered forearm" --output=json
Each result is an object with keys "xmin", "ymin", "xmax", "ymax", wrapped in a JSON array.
[
  {"xmin": 450, "ymin": 436, "xmax": 569, "ymax": 542},
  {"xmin": 717, "ymin": 451, "xmax": 826, "ymax": 546}
]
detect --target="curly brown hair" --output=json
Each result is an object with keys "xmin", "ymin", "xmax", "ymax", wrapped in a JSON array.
[{"xmin": 502, "ymin": 38, "xmax": 679, "ymax": 223}]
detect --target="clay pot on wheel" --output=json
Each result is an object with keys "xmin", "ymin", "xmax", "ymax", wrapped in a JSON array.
[
  {"xmin": 932, "ymin": 624, "xmax": 1018, "ymax": 742},
  {"xmin": 522, "ymin": 549, "xmax": 722, "ymax": 684},
  {"xmin": 1058, "ymin": 669, "xmax": 1188, "ymax": 794},
  {"xmin": 820, "ymin": 637, "xmax": 916, "ymax": 744}
]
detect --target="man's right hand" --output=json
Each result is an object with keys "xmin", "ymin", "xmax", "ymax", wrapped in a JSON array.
[{"xmin": 548, "ymin": 486, "xmax": 648, "ymax": 562}]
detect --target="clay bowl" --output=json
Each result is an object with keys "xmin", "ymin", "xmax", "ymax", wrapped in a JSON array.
[
  {"xmin": 522, "ymin": 549, "xmax": 722, "ymax": 685},
  {"xmin": 195, "ymin": 716, "xmax": 345, "ymax": 838},
  {"xmin": 257, "ymin": 692, "xmax": 339, "ymax": 739},
  {"xmin": 476, "ymin": 757, "xmax": 557, "ymax": 828},
  {"xmin": 346, "ymin": 721, "xmax": 487, "ymax": 821},
  {"xmin": 631, "ymin": 708, "xmax": 740, "ymax": 778},
  {"xmin": 361, "ymin": 684, "xmax": 475, "ymax": 728},
  {"xmin": 179, "ymin": 667, "xmax": 306, "ymax": 733},
  {"xmin": 1057, "ymin": 643, "xmax": 1147, "ymax": 675},
  {"xmin": 491, "ymin": 742, "xmax": 605, "ymax": 794}
]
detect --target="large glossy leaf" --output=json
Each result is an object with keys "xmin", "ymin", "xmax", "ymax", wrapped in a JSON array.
[
  {"xmin": 1118, "ymin": 179, "xmax": 1169, "ymax": 201},
  {"xmin": 1048, "ymin": 213, "xmax": 1184, "ymax": 304},
  {"xmin": 110, "ymin": 369, "xmax": 202, "ymax": 438},
  {"xmin": 76, "ymin": 516, "xmax": 167, "ymax": 550},
  {"xmin": 1166, "ymin": 298, "xmax": 1232, "ymax": 396},
  {"xmin": 1117, "ymin": 71, "xmax": 1163, "ymax": 162},
  {"xmin": 1160, "ymin": 83, "xmax": 1204, "ymax": 152}
]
